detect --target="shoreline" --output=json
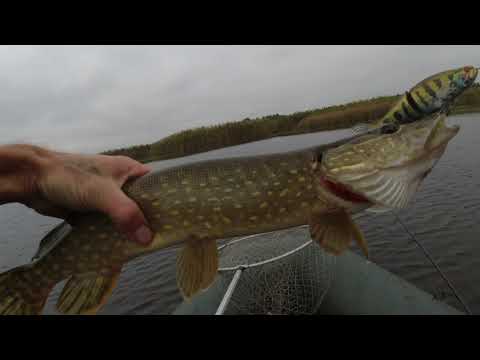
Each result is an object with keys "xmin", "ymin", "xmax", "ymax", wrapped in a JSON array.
[{"xmin": 103, "ymin": 86, "xmax": 480, "ymax": 163}]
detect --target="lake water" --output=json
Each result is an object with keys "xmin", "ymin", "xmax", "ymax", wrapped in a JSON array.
[{"xmin": 1, "ymin": 114, "xmax": 479, "ymax": 314}]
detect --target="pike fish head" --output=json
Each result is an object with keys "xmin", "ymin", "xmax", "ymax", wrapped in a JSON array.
[{"xmin": 320, "ymin": 113, "xmax": 459, "ymax": 209}]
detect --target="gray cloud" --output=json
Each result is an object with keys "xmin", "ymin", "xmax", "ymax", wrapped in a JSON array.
[{"xmin": 0, "ymin": 45, "xmax": 478, "ymax": 153}]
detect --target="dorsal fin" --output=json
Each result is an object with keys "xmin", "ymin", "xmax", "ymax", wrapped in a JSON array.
[{"xmin": 32, "ymin": 221, "xmax": 72, "ymax": 262}]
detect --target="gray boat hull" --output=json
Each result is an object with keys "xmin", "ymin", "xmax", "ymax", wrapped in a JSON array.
[{"xmin": 173, "ymin": 250, "xmax": 463, "ymax": 315}]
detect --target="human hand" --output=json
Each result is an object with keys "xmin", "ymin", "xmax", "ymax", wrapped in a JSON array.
[{"xmin": 0, "ymin": 144, "xmax": 153, "ymax": 246}]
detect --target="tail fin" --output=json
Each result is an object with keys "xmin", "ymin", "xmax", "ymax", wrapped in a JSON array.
[{"xmin": 0, "ymin": 266, "xmax": 51, "ymax": 315}]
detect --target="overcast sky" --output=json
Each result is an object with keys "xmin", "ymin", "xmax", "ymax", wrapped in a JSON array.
[{"xmin": 0, "ymin": 45, "xmax": 478, "ymax": 153}]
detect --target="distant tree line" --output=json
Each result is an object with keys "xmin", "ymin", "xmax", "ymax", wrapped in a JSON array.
[
  {"xmin": 144, "ymin": 95, "xmax": 400, "ymax": 162},
  {"xmin": 101, "ymin": 143, "xmax": 151, "ymax": 159},
  {"xmin": 101, "ymin": 86, "xmax": 480, "ymax": 163}
]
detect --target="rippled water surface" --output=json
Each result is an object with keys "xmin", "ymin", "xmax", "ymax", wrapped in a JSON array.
[{"xmin": 1, "ymin": 114, "xmax": 479, "ymax": 314}]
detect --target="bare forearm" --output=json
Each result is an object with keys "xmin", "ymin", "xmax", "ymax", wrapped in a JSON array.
[
  {"xmin": 0, "ymin": 144, "xmax": 52, "ymax": 205},
  {"xmin": 0, "ymin": 143, "xmax": 153, "ymax": 245}
]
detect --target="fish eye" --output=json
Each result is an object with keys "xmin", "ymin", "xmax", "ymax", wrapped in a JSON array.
[{"xmin": 381, "ymin": 123, "xmax": 399, "ymax": 134}]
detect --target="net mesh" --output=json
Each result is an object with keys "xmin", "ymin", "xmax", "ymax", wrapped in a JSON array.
[{"xmin": 216, "ymin": 226, "xmax": 336, "ymax": 315}]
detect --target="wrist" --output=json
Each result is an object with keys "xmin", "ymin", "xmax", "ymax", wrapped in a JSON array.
[{"xmin": 0, "ymin": 144, "xmax": 54, "ymax": 204}]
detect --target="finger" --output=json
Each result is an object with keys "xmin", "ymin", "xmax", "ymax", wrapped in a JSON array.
[
  {"xmin": 97, "ymin": 186, "xmax": 153, "ymax": 246},
  {"xmin": 126, "ymin": 163, "xmax": 151, "ymax": 179},
  {"xmin": 108, "ymin": 157, "xmax": 151, "ymax": 185}
]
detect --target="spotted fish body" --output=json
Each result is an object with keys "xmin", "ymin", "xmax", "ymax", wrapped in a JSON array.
[
  {"xmin": 0, "ymin": 114, "xmax": 460, "ymax": 315},
  {"xmin": 355, "ymin": 66, "xmax": 478, "ymax": 134},
  {"xmin": 11, "ymin": 149, "xmax": 364, "ymax": 280}
]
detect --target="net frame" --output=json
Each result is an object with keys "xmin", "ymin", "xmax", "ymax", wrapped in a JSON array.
[{"xmin": 215, "ymin": 225, "xmax": 336, "ymax": 315}]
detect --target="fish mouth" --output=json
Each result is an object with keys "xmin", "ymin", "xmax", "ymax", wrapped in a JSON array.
[{"xmin": 319, "ymin": 175, "xmax": 371, "ymax": 205}]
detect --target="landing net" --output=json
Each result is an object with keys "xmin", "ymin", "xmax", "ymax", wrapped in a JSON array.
[{"xmin": 215, "ymin": 226, "xmax": 336, "ymax": 315}]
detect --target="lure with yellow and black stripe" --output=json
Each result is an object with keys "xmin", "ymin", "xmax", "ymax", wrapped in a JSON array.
[{"xmin": 353, "ymin": 66, "xmax": 478, "ymax": 134}]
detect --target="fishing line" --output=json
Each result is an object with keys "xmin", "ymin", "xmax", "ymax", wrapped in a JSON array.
[{"xmin": 393, "ymin": 211, "xmax": 472, "ymax": 315}]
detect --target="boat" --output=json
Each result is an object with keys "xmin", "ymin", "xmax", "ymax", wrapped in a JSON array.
[{"xmin": 173, "ymin": 226, "xmax": 463, "ymax": 315}]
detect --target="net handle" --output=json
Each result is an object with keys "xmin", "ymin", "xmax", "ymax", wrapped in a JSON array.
[{"xmin": 215, "ymin": 269, "xmax": 244, "ymax": 315}]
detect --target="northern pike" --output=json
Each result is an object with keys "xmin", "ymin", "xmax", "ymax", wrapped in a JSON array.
[
  {"xmin": 353, "ymin": 66, "xmax": 478, "ymax": 134},
  {"xmin": 0, "ymin": 113, "xmax": 459, "ymax": 315}
]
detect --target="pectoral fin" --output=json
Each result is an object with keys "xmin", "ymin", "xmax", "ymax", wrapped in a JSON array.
[
  {"xmin": 309, "ymin": 209, "xmax": 368, "ymax": 258},
  {"xmin": 176, "ymin": 238, "xmax": 219, "ymax": 300}
]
